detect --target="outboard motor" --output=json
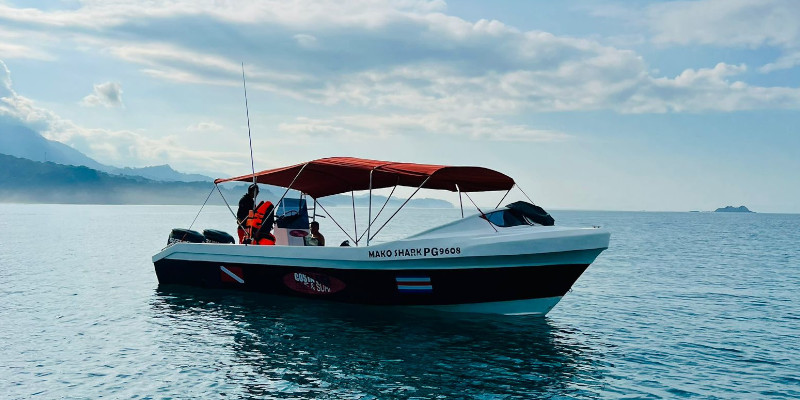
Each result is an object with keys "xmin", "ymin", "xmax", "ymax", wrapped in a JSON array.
[
  {"xmin": 168, "ymin": 228, "xmax": 205, "ymax": 245},
  {"xmin": 203, "ymin": 229, "xmax": 235, "ymax": 244},
  {"xmin": 505, "ymin": 201, "xmax": 555, "ymax": 226}
]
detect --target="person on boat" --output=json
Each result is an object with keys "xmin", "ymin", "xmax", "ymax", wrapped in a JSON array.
[
  {"xmin": 236, "ymin": 184, "xmax": 259, "ymax": 243},
  {"xmin": 309, "ymin": 221, "xmax": 325, "ymax": 246}
]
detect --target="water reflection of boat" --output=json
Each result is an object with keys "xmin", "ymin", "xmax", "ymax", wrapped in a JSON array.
[
  {"xmin": 152, "ymin": 158, "xmax": 610, "ymax": 315},
  {"xmin": 151, "ymin": 287, "xmax": 604, "ymax": 398}
]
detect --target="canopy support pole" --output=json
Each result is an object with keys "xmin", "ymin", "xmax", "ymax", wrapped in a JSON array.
[
  {"xmin": 456, "ymin": 184, "xmax": 464, "ymax": 218},
  {"xmin": 312, "ymin": 198, "xmax": 317, "ymax": 222},
  {"xmin": 494, "ymin": 186, "xmax": 513, "ymax": 209},
  {"xmin": 361, "ymin": 176, "xmax": 398, "ymax": 245},
  {"xmin": 367, "ymin": 170, "xmax": 373, "ymax": 246},
  {"xmin": 188, "ymin": 184, "xmax": 217, "ymax": 231},
  {"xmin": 351, "ymin": 190, "xmax": 358, "ymax": 245},
  {"xmin": 215, "ymin": 184, "xmax": 239, "ymax": 222},
  {"xmin": 516, "ymin": 184, "xmax": 535, "ymax": 204},
  {"xmin": 315, "ymin": 199, "xmax": 356, "ymax": 245},
  {"xmin": 369, "ymin": 175, "xmax": 431, "ymax": 242},
  {"xmin": 463, "ymin": 191, "xmax": 498, "ymax": 233}
]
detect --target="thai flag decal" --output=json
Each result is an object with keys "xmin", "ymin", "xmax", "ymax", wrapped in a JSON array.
[{"xmin": 396, "ymin": 276, "xmax": 433, "ymax": 293}]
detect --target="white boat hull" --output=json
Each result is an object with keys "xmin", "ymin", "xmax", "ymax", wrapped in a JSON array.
[{"xmin": 153, "ymin": 222, "xmax": 609, "ymax": 315}]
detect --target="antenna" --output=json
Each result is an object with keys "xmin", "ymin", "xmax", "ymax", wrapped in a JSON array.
[
  {"xmin": 241, "ymin": 63, "xmax": 258, "ymax": 243},
  {"xmin": 241, "ymin": 62, "xmax": 256, "ymax": 188}
]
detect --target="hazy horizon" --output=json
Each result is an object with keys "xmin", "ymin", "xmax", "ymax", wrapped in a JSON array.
[{"xmin": 0, "ymin": 197, "xmax": 782, "ymax": 215}]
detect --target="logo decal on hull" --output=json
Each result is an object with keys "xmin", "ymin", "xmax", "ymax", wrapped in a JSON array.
[
  {"xmin": 220, "ymin": 266, "xmax": 245, "ymax": 284},
  {"xmin": 396, "ymin": 276, "xmax": 433, "ymax": 293},
  {"xmin": 289, "ymin": 230, "xmax": 309, "ymax": 237},
  {"xmin": 284, "ymin": 272, "xmax": 345, "ymax": 295}
]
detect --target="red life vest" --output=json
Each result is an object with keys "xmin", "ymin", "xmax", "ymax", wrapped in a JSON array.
[
  {"xmin": 247, "ymin": 201, "xmax": 275, "ymax": 245},
  {"xmin": 256, "ymin": 236, "xmax": 275, "ymax": 245}
]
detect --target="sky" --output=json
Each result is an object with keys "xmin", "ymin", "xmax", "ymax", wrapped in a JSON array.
[{"xmin": 0, "ymin": 0, "xmax": 799, "ymax": 213}]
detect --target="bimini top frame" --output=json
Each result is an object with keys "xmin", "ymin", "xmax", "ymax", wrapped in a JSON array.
[{"xmin": 213, "ymin": 157, "xmax": 518, "ymax": 246}]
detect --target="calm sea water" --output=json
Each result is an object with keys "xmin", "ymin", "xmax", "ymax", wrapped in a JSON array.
[{"xmin": 1, "ymin": 204, "xmax": 799, "ymax": 399}]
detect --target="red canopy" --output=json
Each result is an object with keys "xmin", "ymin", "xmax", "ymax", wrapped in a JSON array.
[{"xmin": 214, "ymin": 157, "xmax": 515, "ymax": 198}]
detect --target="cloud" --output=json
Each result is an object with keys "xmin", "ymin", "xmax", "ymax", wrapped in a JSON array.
[
  {"xmin": 587, "ymin": 1, "xmax": 800, "ymax": 75},
  {"xmin": 642, "ymin": 0, "xmax": 800, "ymax": 74},
  {"xmin": 293, "ymin": 33, "xmax": 318, "ymax": 48},
  {"xmin": 760, "ymin": 50, "xmax": 800, "ymax": 73},
  {"xmin": 0, "ymin": 60, "xmax": 12, "ymax": 97},
  {"xmin": 0, "ymin": 60, "xmax": 244, "ymax": 172},
  {"xmin": 0, "ymin": 42, "xmax": 54, "ymax": 61},
  {"xmin": 620, "ymin": 63, "xmax": 800, "ymax": 113},
  {"xmin": 1, "ymin": 60, "xmax": 55, "ymax": 129},
  {"xmin": 81, "ymin": 81, "xmax": 124, "ymax": 107},
  {"xmin": 2, "ymin": 0, "xmax": 798, "ymax": 119},
  {"xmin": 187, "ymin": 121, "xmax": 224, "ymax": 132},
  {"xmin": 278, "ymin": 114, "xmax": 570, "ymax": 142},
  {"xmin": 647, "ymin": 0, "xmax": 800, "ymax": 48},
  {"xmin": 43, "ymin": 122, "xmax": 242, "ymax": 172}
]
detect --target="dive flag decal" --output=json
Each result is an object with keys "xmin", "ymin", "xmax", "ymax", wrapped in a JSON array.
[
  {"xmin": 396, "ymin": 276, "xmax": 432, "ymax": 293},
  {"xmin": 220, "ymin": 266, "xmax": 244, "ymax": 284}
]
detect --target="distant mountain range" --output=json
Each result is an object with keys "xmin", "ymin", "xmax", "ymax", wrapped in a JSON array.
[
  {"xmin": 0, "ymin": 120, "xmax": 213, "ymax": 182},
  {"xmin": 112, "ymin": 164, "xmax": 211, "ymax": 182},
  {"xmin": 0, "ymin": 153, "xmax": 250, "ymax": 205},
  {"xmin": 0, "ymin": 154, "xmax": 453, "ymax": 207},
  {"xmin": 0, "ymin": 121, "xmax": 452, "ymax": 207}
]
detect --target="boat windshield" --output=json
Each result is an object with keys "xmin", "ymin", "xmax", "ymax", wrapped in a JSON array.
[{"xmin": 483, "ymin": 209, "xmax": 529, "ymax": 227}]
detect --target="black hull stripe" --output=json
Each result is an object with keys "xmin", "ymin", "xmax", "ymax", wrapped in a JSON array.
[{"xmin": 154, "ymin": 260, "xmax": 590, "ymax": 306}]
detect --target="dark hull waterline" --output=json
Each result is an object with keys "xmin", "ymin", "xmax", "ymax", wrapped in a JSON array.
[{"xmin": 155, "ymin": 259, "xmax": 590, "ymax": 308}]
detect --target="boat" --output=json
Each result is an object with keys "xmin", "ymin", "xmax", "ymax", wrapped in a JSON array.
[{"xmin": 152, "ymin": 157, "xmax": 610, "ymax": 315}]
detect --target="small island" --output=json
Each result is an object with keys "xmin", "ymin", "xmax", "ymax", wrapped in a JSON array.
[{"xmin": 715, "ymin": 205, "xmax": 754, "ymax": 213}]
